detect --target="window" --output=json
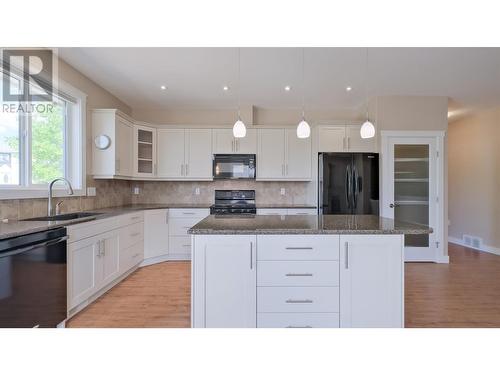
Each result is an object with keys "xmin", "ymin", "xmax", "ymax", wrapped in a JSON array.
[{"xmin": 0, "ymin": 70, "xmax": 86, "ymax": 199}]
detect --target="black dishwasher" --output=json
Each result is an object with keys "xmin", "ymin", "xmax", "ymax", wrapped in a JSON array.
[{"xmin": 0, "ymin": 227, "xmax": 67, "ymax": 328}]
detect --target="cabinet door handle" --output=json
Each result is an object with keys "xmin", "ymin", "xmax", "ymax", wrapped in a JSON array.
[
  {"xmin": 285, "ymin": 246, "xmax": 313, "ymax": 250},
  {"xmin": 101, "ymin": 240, "xmax": 106, "ymax": 257},
  {"xmin": 285, "ymin": 164, "xmax": 288, "ymax": 176},
  {"xmin": 285, "ymin": 273, "xmax": 313, "ymax": 277},
  {"xmin": 286, "ymin": 299, "xmax": 313, "ymax": 304},
  {"xmin": 286, "ymin": 325, "xmax": 312, "ymax": 328},
  {"xmin": 343, "ymin": 137, "xmax": 346, "ymax": 150},
  {"xmin": 236, "ymin": 140, "xmax": 239, "ymax": 152},
  {"xmin": 116, "ymin": 159, "xmax": 120, "ymax": 172},
  {"xmin": 344, "ymin": 242, "xmax": 349, "ymax": 269},
  {"xmin": 130, "ymin": 216, "xmax": 141, "ymax": 221},
  {"xmin": 250, "ymin": 242, "xmax": 253, "ymax": 270},
  {"xmin": 347, "ymin": 137, "xmax": 350, "ymax": 150},
  {"xmin": 96, "ymin": 241, "xmax": 101, "ymax": 258},
  {"xmin": 154, "ymin": 164, "xmax": 157, "ymax": 175},
  {"xmin": 131, "ymin": 232, "xmax": 141, "ymax": 237}
]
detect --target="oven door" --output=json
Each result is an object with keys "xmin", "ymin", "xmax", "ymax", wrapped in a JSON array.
[
  {"xmin": 213, "ymin": 154, "xmax": 256, "ymax": 179},
  {"xmin": 0, "ymin": 229, "xmax": 67, "ymax": 328}
]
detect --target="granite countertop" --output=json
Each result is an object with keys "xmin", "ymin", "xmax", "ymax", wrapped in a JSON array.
[
  {"xmin": 256, "ymin": 204, "xmax": 317, "ymax": 209},
  {"xmin": 188, "ymin": 214, "xmax": 433, "ymax": 235},
  {"xmin": 0, "ymin": 203, "xmax": 212, "ymax": 241}
]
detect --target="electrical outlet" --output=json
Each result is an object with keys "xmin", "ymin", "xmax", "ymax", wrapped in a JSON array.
[
  {"xmin": 195, "ymin": 187, "xmax": 200, "ymax": 195},
  {"xmin": 280, "ymin": 188, "xmax": 286, "ymax": 196},
  {"xmin": 86, "ymin": 187, "xmax": 96, "ymax": 196},
  {"xmin": 133, "ymin": 187, "xmax": 140, "ymax": 195}
]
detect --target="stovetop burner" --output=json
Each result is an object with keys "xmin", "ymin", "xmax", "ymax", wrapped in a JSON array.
[{"xmin": 210, "ymin": 190, "xmax": 256, "ymax": 215}]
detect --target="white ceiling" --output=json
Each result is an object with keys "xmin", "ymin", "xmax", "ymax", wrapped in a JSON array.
[{"xmin": 58, "ymin": 47, "xmax": 500, "ymax": 115}]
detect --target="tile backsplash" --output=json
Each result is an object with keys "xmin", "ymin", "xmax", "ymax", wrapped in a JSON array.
[{"xmin": 0, "ymin": 179, "xmax": 312, "ymax": 220}]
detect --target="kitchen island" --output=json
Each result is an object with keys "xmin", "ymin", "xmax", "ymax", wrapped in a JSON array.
[{"xmin": 189, "ymin": 215, "xmax": 432, "ymax": 328}]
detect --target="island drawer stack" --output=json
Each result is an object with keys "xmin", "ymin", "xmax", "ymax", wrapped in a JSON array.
[
  {"xmin": 256, "ymin": 235, "xmax": 340, "ymax": 328},
  {"xmin": 168, "ymin": 208, "xmax": 210, "ymax": 259}
]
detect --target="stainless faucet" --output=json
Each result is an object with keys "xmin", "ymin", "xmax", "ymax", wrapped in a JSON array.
[{"xmin": 48, "ymin": 178, "xmax": 74, "ymax": 217}]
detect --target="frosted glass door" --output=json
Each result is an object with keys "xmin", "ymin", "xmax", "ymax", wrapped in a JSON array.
[{"xmin": 394, "ymin": 144, "xmax": 430, "ymax": 248}]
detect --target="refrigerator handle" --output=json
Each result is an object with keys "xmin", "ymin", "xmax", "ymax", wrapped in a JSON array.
[
  {"xmin": 345, "ymin": 164, "xmax": 351, "ymax": 209},
  {"xmin": 353, "ymin": 165, "xmax": 359, "ymax": 209},
  {"xmin": 318, "ymin": 155, "xmax": 323, "ymax": 214}
]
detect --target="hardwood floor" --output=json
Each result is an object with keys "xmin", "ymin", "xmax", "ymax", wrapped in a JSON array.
[
  {"xmin": 405, "ymin": 243, "xmax": 500, "ymax": 327},
  {"xmin": 68, "ymin": 243, "xmax": 500, "ymax": 328},
  {"xmin": 67, "ymin": 261, "xmax": 191, "ymax": 328}
]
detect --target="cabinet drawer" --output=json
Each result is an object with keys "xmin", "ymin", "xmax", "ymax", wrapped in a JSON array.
[
  {"xmin": 119, "ymin": 222, "xmax": 144, "ymax": 248},
  {"xmin": 257, "ymin": 235, "xmax": 339, "ymax": 260},
  {"xmin": 118, "ymin": 212, "xmax": 144, "ymax": 227},
  {"xmin": 286, "ymin": 208, "xmax": 317, "ymax": 215},
  {"xmin": 257, "ymin": 313, "xmax": 339, "ymax": 328},
  {"xmin": 257, "ymin": 261, "xmax": 339, "ymax": 287},
  {"xmin": 170, "ymin": 218, "xmax": 203, "ymax": 236},
  {"xmin": 257, "ymin": 208, "xmax": 288, "ymax": 216},
  {"xmin": 67, "ymin": 217, "xmax": 117, "ymax": 243},
  {"xmin": 258, "ymin": 286, "xmax": 339, "ymax": 313},
  {"xmin": 169, "ymin": 236, "xmax": 191, "ymax": 255},
  {"xmin": 120, "ymin": 241, "xmax": 144, "ymax": 273},
  {"xmin": 168, "ymin": 208, "xmax": 209, "ymax": 218}
]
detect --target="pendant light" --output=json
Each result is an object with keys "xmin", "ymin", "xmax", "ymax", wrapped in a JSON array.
[
  {"xmin": 233, "ymin": 48, "xmax": 246, "ymax": 138},
  {"xmin": 296, "ymin": 48, "xmax": 311, "ymax": 139},
  {"xmin": 360, "ymin": 47, "xmax": 375, "ymax": 139}
]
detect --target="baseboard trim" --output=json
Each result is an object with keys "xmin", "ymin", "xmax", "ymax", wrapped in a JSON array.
[
  {"xmin": 449, "ymin": 236, "xmax": 500, "ymax": 256},
  {"xmin": 140, "ymin": 254, "xmax": 190, "ymax": 267}
]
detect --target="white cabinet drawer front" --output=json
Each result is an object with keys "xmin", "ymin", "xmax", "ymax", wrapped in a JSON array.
[
  {"xmin": 257, "ymin": 313, "xmax": 339, "ymax": 328},
  {"xmin": 286, "ymin": 208, "xmax": 317, "ymax": 215},
  {"xmin": 118, "ymin": 212, "xmax": 144, "ymax": 227},
  {"xmin": 168, "ymin": 208, "xmax": 210, "ymax": 218},
  {"xmin": 170, "ymin": 218, "xmax": 203, "ymax": 236},
  {"xmin": 169, "ymin": 236, "xmax": 191, "ymax": 255},
  {"xmin": 67, "ymin": 218, "xmax": 116, "ymax": 243},
  {"xmin": 256, "ymin": 208, "xmax": 288, "ymax": 216},
  {"xmin": 257, "ymin": 261, "xmax": 339, "ymax": 287},
  {"xmin": 257, "ymin": 235, "xmax": 339, "ymax": 260},
  {"xmin": 120, "ymin": 241, "xmax": 144, "ymax": 273},
  {"xmin": 119, "ymin": 222, "xmax": 144, "ymax": 248},
  {"xmin": 258, "ymin": 286, "xmax": 339, "ymax": 313}
]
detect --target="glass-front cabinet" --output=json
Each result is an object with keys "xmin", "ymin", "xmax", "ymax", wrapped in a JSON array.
[{"xmin": 134, "ymin": 125, "xmax": 156, "ymax": 178}]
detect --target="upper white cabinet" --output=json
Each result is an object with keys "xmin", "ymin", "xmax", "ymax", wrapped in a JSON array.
[
  {"xmin": 339, "ymin": 234, "xmax": 403, "ymax": 328},
  {"xmin": 319, "ymin": 125, "xmax": 376, "ymax": 153},
  {"xmin": 257, "ymin": 128, "xmax": 311, "ymax": 181},
  {"xmin": 192, "ymin": 235, "xmax": 257, "ymax": 328},
  {"xmin": 157, "ymin": 129, "xmax": 213, "ymax": 180},
  {"xmin": 92, "ymin": 109, "xmax": 134, "ymax": 178},
  {"xmin": 134, "ymin": 125, "xmax": 157, "ymax": 178},
  {"xmin": 213, "ymin": 128, "xmax": 257, "ymax": 154}
]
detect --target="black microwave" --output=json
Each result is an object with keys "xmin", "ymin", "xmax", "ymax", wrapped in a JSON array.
[{"xmin": 213, "ymin": 154, "xmax": 256, "ymax": 179}]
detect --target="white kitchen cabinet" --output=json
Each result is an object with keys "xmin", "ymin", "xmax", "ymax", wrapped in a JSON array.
[
  {"xmin": 185, "ymin": 129, "xmax": 213, "ymax": 179},
  {"xmin": 144, "ymin": 209, "xmax": 169, "ymax": 260},
  {"xmin": 134, "ymin": 124, "xmax": 157, "ymax": 178},
  {"xmin": 257, "ymin": 128, "xmax": 311, "ymax": 180},
  {"xmin": 318, "ymin": 125, "xmax": 377, "ymax": 153},
  {"xmin": 99, "ymin": 230, "xmax": 121, "ymax": 287},
  {"xmin": 212, "ymin": 128, "xmax": 257, "ymax": 154},
  {"xmin": 157, "ymin": 129, "xmax": 185, "ymax": 178},
  {"xmin": 339, "ymin": 234, "xmax": 404, "ymax": 328},
  {"xmin": 92, "ymin": 109, "xmax": 134, "ymax": 178},
  {"xmin": 192, "ymin": 235, "xmax": 256, "ymax": 328},
  {"xmin": 157, "ymin": 129, "xmax": 212, "ymax": 180},
  {"xmin": 168, "ymin": 208, "xmax": 209, "ymax": 260}
]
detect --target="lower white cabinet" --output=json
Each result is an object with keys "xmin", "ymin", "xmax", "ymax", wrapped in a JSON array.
[
  {"xmin": 168, "ymin": 208, "xmax": 209, "ymax": 259},
  {"xmin": 192, "ymin": 233, "xmax": 405, "ymax": 328},
  {"xmin": 99, "ymin": 230, "xmax": 121, "ymax": 287},
  {"xmin": 192, "ymin": 235, "xmax": 256, "ymax": 328},
  {"xmin": 339, "ymin": 234, "xmax": 404, "ymax": 328},
  {"xmin": 144, "ymin": 209, "xmax": 169, "ymax": 259}
]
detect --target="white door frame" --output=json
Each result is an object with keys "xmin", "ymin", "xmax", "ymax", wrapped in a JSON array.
[{"xmin": 381, "ymin": 131, "xmax": 446, "ymax": 263}]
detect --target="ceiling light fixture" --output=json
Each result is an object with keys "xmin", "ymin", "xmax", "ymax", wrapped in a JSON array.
[
  {"xmin": 160, "ymin": 85, "xmax": 167, "ymax": 90},
  {"xmin": 360, "ymin": 48, "xmax": 375, "ymax": 139},
  {"xmin": 284, "ymin": 85, "xmax": 291, "ymax": 91},
  {"xmin": 233, "ymin": 48, "xmax": 246, "ymax": 138},
  {"xmin": 346, "ymin": 86, "xmax": 352, "ymax": 92},
  {"xmin": 296, "ymin": 48, "xmax": 310, "ymax": 139},
  {"xmin": 223, "ymin": 85, "xmax": 229, "ymax": 91}
]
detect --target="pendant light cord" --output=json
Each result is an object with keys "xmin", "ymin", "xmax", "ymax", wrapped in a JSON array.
[
  {"xmin": 237, "ymin": 47, "xmax": 241, "ymax": 120},
  {"xmin": 365, "ymin": 47, "xmax": 369, "ymax": 120},
  {"xmin": 302, "ymin": 47, "xmax": 305, "ymax": 120}
]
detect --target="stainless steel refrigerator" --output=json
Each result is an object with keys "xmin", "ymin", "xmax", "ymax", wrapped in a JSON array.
[{"xmin": 318, "ymin": 153, "xmax": 379, "ymax": 215}]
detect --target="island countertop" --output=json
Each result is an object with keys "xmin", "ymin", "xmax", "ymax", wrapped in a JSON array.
[{"xmin": 188, "ymin": 214, "xmax": 432, "ymax": 235}]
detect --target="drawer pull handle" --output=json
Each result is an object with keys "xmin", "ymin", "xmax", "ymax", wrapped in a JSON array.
[
  {"xmin": 285, "ymin": 247, "xmax": 313, "ymax": 250},
  {"xmin": 182, "ymin": 212, "xmax": 196, "ymax": 215},
  {"xmin": 183, "ymin": 226, "xmax": 192, "ymax": 229},
  {"xmin": 130, "ymin": 216, "xmax": 141, "ymax": 220},
  {"xmin": 132, "ymin": 253, "xmax": 140, "ymax": 258},
  {"xmin": 286, "ymin": 325, "xmax": 312, "ymax": 328},
  {"xmin": 285, "ymin": 273, "xmax": 313, "ymax": 277},
  {"xmin": 182, "ymin": 244, "xmax": 191, "ymax": 247},
  {"xmin": 131, "ymin": 232, "xmax": 141, "ymax": 237},
  {"xmin": 285, "ymin": 299, "xmax": 313, "ymax": 304}
]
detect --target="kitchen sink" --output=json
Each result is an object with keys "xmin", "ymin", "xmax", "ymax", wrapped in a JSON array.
[{"xmin": 21, "ymin": 212, "xmax": 103, "ymax": 221}]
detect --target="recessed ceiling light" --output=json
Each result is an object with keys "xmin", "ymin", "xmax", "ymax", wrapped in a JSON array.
[
  {"xmin": 160, "ymin": 85, "xmax": 167, "ymax": 90},
  {"xmin": 223, "ymin": 85, "xmax": 229, "ymax": 91},
  {"xmin": 284, "ymin": 85, "xmax": 291, "ymax": 91},
  {"xmin": 346, "ymin": 86, "xmax": 352, "ymax": 92}
]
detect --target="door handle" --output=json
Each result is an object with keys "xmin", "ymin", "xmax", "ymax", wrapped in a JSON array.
[
  {"xmin": 344, "ymin": 242, "xmax": 349, "ymax": 269},
  {"xmin": 250, "ymin": 242, "xmax": 253, "ymax": 270}
]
